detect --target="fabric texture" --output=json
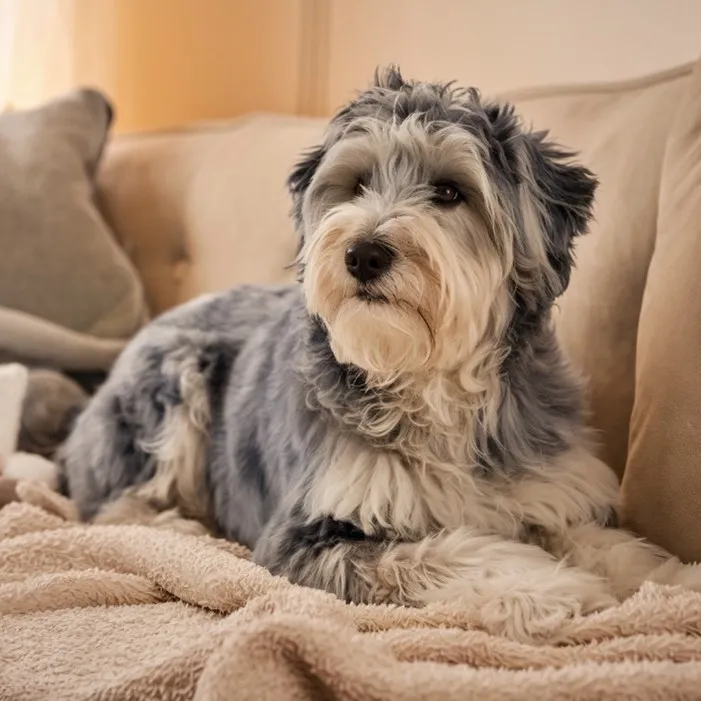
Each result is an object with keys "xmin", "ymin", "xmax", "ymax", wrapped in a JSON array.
[
  {"xmin": 0, "ymin": 305, "xmax": 128, "ymax": 371},
  {"xmin": 0, "ymin": 89, "xmax": 146, "ymax": 358},
  {"xmin": 98, "ymin": 115, "xmax": 317, "ymax": 313},
  {"xmin": 623, "ymin": 58, "xmax": 701, "ymax": 562},
  {"xmin": 1, "ymin": 481, "xmax": 701, "ymax": 701}
]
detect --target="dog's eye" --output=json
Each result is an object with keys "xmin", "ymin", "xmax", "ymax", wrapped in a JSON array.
[
  {"xmin": 432, "ymin": 183, "xmax": 463, "ymax": 206},
  {"xmin": 354, "ymin": 178, "xmax": 366, "ymax": 198}
]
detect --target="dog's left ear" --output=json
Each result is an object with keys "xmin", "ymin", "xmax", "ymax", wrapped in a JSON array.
[{"xmin": 519, "ymin": 130, "xmax": 598, "ymax": 295}]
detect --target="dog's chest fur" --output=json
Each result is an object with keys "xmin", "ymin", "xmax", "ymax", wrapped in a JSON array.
[
  {"xmin": 302, "ymin": 327, "xmax": 618, "ymax": 543},
  {"xmin": 306, "ymin": 426, "xmax": 618, "ymax": 543}
]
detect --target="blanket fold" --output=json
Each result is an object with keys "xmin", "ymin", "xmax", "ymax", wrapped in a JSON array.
[{"xmin": 1, "ymin": 480, "xmax": 701, "ymax": 700}]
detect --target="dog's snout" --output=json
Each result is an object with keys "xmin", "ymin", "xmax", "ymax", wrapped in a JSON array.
[{"xmin": 344, "ymin": 242, "xmax": 394, "ymax": 283}]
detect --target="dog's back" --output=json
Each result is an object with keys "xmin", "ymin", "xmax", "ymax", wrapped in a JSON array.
[{"xmin": 60, "ymin": 284, "xmax": 300, "ymax": 534}]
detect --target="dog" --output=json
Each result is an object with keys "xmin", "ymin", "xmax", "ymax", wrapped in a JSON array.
[{"xmin": 60, "ymin": 67, "xmax": 701, "ymax": 640}]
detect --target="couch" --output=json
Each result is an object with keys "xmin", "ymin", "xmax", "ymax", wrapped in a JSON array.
[
  {"xmin": 94, "ymin": 58, "xmax": 701, "ymax": 562},
  {"xmin": 2, "ymin": 57, "xmax": 701, "ymax": 700}
]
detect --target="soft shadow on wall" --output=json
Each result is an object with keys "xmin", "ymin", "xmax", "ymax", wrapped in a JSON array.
[{"xmin": 1, "ymin": 0, "xmax": 699, "ymax": 134}]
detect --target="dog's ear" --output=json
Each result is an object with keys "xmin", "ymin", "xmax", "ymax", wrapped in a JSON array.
[
  {"xmin": 373, "ymin": 65, "xmax": 407, "ymax": 91},
  {"xmin": 482, "ymin": 100, "xmax": 596, "ymax": 296},
  {"xmin": 288, "ymin": 64, "xmax": 409, "ymax": 231},
  {"xmin": 287, "ymin": 143, "xmax": 327, "ymax": 232},
  {"xmin": 519, "ymin": 130, "xmax": 598, "ymax": 296}
]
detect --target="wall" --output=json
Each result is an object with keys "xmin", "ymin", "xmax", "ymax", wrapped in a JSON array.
[
  {"xmin": 1, "ymin": 0, "xmax": 699, "ymax": 132},
  {"xmin": 107, "ymin": 0, "xmax": 304, "ymax": 132},
  {"xmin": 0, "ymin": 0, "xmax": 304, "ymax": 133},
  {"xmin": 325, "ymin": 0, "xmax": 701, "ymax": 111}
]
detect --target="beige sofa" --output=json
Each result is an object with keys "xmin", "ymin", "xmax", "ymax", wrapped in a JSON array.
[
  {"xmin": 96, "ymin": 57, "xmax": 701, "ymax": 562},
  {"xmin": 2, "ymin": 58, "xmax": 701, "ymax": 701}
]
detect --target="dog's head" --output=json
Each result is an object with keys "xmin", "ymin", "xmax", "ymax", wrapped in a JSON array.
[{"xmin": 290, "ymin": 67, "xmax": 596, "ymax": 385}]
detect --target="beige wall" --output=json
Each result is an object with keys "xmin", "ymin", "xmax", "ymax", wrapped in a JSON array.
[
  {"xmin": 1, "ymin": 0, "xmax": 699, "ymax": 132},
  {"xmin": 326, "ymin": 0, "xmax": 701, "ymax": 111},
  {"xmin": 107, "ymin": 0, "xmax": 304, "ymax": 132},
  {"xmin": 0, "ymin": 0, "xmax": 304, "ymax": 133}
]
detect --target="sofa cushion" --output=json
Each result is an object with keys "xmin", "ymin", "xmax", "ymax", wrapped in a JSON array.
[
  {"xmin": 98, "ymin": 115, "xmax": 324, "ymax": 313},
  {"xmin": 622, "ymin": 58, "xmax": 701, "ymax": 562},
  {"xmin": 0, "ymin": 90, "xmax": 146, "ymax": 341},
  {"xmin": 505, "ymin": 64, "xmax": 693, "ymax": 477}
]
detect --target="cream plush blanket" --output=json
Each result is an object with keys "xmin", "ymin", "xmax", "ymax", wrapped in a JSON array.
[{"xmin": 2, "ymin": 482, "xmax": 701, "ymax": 700}]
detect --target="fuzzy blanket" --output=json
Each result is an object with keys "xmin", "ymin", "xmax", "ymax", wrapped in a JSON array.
[{"xmin": 2, "ymin": 480, "xmax": 701, "ymax": 701}]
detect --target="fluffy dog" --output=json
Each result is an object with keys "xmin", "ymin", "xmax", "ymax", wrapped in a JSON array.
[{"xmin": 61, "ymin": 67, "xmax": 701, "ymax": 640}]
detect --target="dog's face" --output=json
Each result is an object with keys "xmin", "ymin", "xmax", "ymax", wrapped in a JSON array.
[{"xmin": 290, "ymin": 67, "xmax": 596, "ymax": 384}]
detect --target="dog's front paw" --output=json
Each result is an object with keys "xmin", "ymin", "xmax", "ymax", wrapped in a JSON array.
[
  {"xmin": 475, "ymin": 571, "xmax": 617, "ymax": 643},
  {"xmin": 478, "ymin": 586, "xmax": 615, "ymax": 642},
  {"xmin": 479, "ymin": 592, "xmax": 574, "ymax": 641}
]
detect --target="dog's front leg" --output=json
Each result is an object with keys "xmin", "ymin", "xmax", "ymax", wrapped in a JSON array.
[
  {"xmin": 255, "ymin": 512, "xmax": 616, "ymax": 641},
  {"xmin": 551, "ymin": 522, "xmax": 701, "ymax": 599}
]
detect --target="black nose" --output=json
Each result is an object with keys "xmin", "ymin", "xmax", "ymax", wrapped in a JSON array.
[{"xmin": 344, "ymin": 242, "xmax": 394, "ymax": 283}]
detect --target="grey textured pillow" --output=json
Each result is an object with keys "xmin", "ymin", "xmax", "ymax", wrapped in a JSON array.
[{"xmin": 0, "ymin": 89, "xmax": 146, "ymax": 343}]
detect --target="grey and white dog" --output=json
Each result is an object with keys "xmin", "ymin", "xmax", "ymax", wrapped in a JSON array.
[{"xmin": 61, "ymin": 68, "xmax": 701, "ymax": 640}]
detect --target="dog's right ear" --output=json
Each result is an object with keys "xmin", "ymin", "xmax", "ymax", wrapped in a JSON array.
[
  {"xmin": 287, "ymin": 143, "xmax": 327, "ymax": 232},
  {"xmin": 288, "ymin": 65, "xmax": 408, "ymax": 232}
]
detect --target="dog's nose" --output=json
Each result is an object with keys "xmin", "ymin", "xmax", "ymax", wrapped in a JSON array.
[{"xmin": 344, "ymin": 242, "xmax": 394, "ymax": 282}]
